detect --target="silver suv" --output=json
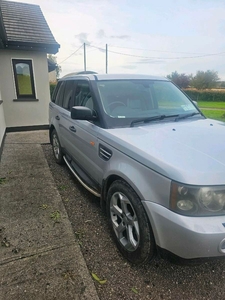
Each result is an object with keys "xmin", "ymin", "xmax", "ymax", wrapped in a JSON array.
[{"xmin": 49, "ymin": 73, "xmax": 225, "ymax": 264}]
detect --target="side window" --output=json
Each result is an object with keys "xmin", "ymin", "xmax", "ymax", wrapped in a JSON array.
[
  {"xmin": 12, "ymin": 59, "xmax": 36, "ymax": 99},
  {"xmin": 74, "ymin": 82, "xmax": 94, "ymax": 110},
  {"xmin": 51, "ymin": 82, "xmax": 61, "ymax": 102},
  {"xmin": 55, "ymin": 81, "xmax": 65, "ymax": 107},
  {"xmin": 62, "ymin": 80, "xmax": 76, "ymax": 111}
]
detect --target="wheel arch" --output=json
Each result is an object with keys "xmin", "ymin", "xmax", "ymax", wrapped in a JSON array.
[
  {"xmin": 101, "ymin": 156, "xmax": 171, "ymax": 210},
  {"xmin": 101, "ymin": 172, "xmax": 144, "ymax": 209},
  {"xmin": 101, "ymin": 174, "xmax": 121, "ymax": 211}
]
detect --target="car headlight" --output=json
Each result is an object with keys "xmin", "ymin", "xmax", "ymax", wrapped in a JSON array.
[{"xmin": 170, "ymin": 182, "xmax": 225, "ymax": 216}]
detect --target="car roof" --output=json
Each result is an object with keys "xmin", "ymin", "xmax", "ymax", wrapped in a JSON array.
[{"xmin": 60, "ymin": 73, "xmax": 168, "ymax": 81}]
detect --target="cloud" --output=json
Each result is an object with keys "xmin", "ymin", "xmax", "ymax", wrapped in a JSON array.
[
  {"xmin": 17, "ymin": 0, "xmax": 225, "ymax": 79},
  {"xmin": 97, "ymin": 47, "xmax": 106, "ymax": 53},
  {"xmin": 97, "ymin": 30, "xmax": 130, "ymax": 41},
  {"xmin": 74, "ymin": 32, "xmax": 91, "ymax": 45},
  {"xmin": 122, "ymin": 65, "xmax": 137, "ymax": 69},
  {"xmin": 110, "ymin": 35, "xmax": 130, "ymax": 40},
  {"xmin": 136, "ymin": 58, "xmax": 165, "ymax": 64},
  {"xmin": 96, "ymin": 29, "xmax": 106, "ymax": 39}
]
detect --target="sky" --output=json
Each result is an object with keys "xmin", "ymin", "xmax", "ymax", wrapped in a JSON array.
[{"xmin": 12, "ymin": 0, "xmax": 225, "ymax": 79}]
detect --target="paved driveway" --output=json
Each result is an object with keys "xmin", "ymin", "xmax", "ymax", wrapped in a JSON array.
[{"xmin": 0, "ymin": 131, "xmax": 99, "ymax": 300}]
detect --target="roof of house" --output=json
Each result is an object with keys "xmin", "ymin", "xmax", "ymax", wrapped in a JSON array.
[{"xmin": 0, "ymin": 0, "xmax": 60, "ymax": 54}]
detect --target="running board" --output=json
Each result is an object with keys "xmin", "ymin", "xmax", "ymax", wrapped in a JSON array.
[{"xmin": 63, "ymin": 156, "xmax": 101, "ymax": 197}]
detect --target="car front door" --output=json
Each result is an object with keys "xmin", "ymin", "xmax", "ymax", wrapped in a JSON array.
[{"xmin": 64, "ymin": 80, "xmax": 103, "ymax": 185}]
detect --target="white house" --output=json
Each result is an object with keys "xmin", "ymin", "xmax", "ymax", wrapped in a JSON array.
[{"xmin": 0, "ymin": 0, "xmax": 60, "ymax": 152}]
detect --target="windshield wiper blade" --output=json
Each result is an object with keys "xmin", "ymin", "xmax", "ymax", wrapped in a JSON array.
[
  {"xmin": 130, "ymin": 114, "xmax": 179, "ymax": 127},
  {"xmin": 175, "ymin": 112, "xmax": 201, "ymax": 122}
]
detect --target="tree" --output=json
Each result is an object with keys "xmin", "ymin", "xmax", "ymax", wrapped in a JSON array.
[
  {"xmin": 191, "ymin": 70, "xmax": 219, "ymax": 89},
  {"xmin": 166, "ymin": 71, "xmax": 191, "ymax": 89},
  {"xmin": 47, "ymin": 54, "xmax": 62, "ymax": 79}
]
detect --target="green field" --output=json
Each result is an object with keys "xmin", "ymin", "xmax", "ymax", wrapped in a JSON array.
[
  {"xmin": 198, "ymin": 101, "xmax": 225, "ymax": 109},
  {"xmin": 200, "ymin": 109, "xmax": 225, "ymax": 122},
  {"xmin": 196, "ymin": 101, "xmax": 225, "ymax": 121}
]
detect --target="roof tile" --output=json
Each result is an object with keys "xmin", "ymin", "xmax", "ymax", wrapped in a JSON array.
[{"xmin": 0, "ymin": 0, "xmax": 59, "ymax": 49}]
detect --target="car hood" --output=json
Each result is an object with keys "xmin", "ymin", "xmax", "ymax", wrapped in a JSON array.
[{"xmin": 101, "ymin": 118, "xmax": 225, "ymax": 185}]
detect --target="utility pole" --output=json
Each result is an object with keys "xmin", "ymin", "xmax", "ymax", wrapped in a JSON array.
[
  {"xmin": 84, "ymin": 43, "xmax": 86, "ymax": 71},
  {"xmin": 106, "ymin": 44, "xmax": 108, "ymax": 74}
]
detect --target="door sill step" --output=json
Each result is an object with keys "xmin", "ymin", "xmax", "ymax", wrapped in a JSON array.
[{"xmin": 63, "ymin": 156, "xmax": 101, "ymax": 197}]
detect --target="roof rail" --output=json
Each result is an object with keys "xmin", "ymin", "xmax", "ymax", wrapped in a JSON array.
[
  {"xmin": 62, "ymin": 71, "xmax": 98, "ymax": 78},
  {"xmin": 75, "ymin": 71, "xmax": 98, "ymax": 75}
]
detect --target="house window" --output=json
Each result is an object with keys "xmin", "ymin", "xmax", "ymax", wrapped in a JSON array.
[{"xmin": 12, "ymin": 59, "xmax": 36, "ymax": 100}]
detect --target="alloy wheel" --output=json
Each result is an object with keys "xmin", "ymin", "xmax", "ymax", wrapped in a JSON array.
[
  {"xmin": 52, "ymin": 134, "xmax": 60, "ymax": 160},
  {"xmin": 110, "ymin": 191, "xmax": 140, "ymax": 252}
]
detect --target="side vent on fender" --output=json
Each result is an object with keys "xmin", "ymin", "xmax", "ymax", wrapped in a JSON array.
[{"xmin": 99, "ymin": 144, "xmax": 112, "ymax": 161}]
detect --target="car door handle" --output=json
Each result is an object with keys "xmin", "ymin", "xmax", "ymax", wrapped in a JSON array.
[
  {"xmin": 55, "ymin": 115, "xmax": 60, "ymax": 120},
  {"xmin": 69, "ymin": 126, "xmax": 76, "ymax": 132}
]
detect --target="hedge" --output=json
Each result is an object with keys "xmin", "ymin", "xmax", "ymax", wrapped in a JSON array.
[
  {"xmin": 50, "ymin": 83, "xmax": 57, "ymax": 99},
  {"xmin": 183, "ymin": 89, "xmax": 225, "ymax": 102}
]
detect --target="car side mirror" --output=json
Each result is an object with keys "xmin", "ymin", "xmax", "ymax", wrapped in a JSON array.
[
  {"xmin": 192, "ymin": 100, "xmax": 198, "ymax": 106},
  {"xmin": 71, "ymin": 106, "xmax": 96, "ymax": 120}
]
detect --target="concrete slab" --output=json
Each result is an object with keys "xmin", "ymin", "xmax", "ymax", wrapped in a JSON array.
[
  {"xmin": 0, "ymin": 131, "xmax": 99, "ymax": 300},
  {"xmin": 0, "ymin": 245, "xmax": 96, "ymax": 300},
  {"xmin": 4, "ymin": 130, "xmax": 49, "ymax": 144},
  {"xmin": 0, "ymin": 143, "xmax": 49, "ymax": 165}
]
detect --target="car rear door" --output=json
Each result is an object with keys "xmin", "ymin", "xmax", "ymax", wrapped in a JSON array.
[
  {"xmin": 49, "ymin": 81, "xmax": 66, "ymax": 146},
  {"xmin": 57, "ymin": 80, "xmax": 77, "ymax": 150}
]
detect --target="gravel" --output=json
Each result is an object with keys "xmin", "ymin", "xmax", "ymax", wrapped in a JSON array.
[{"xmin": 42, "ymin": 144, "xmax": 225, "ymax": 300}]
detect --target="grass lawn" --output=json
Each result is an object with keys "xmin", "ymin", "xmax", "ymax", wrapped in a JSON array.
[
  {"xmin": 201, "ymin": 109, "xmax": 225, "ymax": 122},
  {"xmin": 197, "ymin": 101, "xmax": 225, "ymax": 109}
]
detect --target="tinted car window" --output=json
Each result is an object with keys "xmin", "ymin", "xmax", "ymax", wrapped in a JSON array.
[
  {"xmin": 51, "ymin": 81, "xmax": 61, "ymax": 103},
  {"xmin": 63, "ymin": 80, "xmax": 76, "ymax": 111},
  {"xmin": 55, "ymin": 81, "xmax": 65, "ymax": 107},
  {"xmin": 96, "ymin": 80, "xmax": 198, "ymax": 128},
  {"xmin": 75, "ymin": 82, "xmax": 94, "ymax": 109}
]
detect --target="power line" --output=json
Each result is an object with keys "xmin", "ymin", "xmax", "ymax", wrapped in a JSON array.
[
  {"xmin": 59, "ymin": 45, "xmax": 83, "ymax": 64},
  {"xmin": 89, "ymin": 45, "xmax": 225, "ymax": 60},
  {"xmin": 86, "ymin": 48, "xmax": 98, "ymax": 53},
  {"xmin": 108, "ymin": 45, "xmax": 208, "ymax": 55},
  {"xmin": 108, "ymin": 47, "xmax": 225, "ymax": 59}
]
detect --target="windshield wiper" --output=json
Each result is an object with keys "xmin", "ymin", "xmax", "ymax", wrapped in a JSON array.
[
  {"xmin": 130, "ymin": 114, "xmax": 179, "ymax": 127},
  {"xmin": 175, "ymin": 112, "xmax": 201, "ymax": 122}
]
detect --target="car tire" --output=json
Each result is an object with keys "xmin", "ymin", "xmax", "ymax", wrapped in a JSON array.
[
  {"xmin": 106, "ymin": 180, "xmax": 155, "ymax": 265},
  {"xmin": 51, "ymin": 129, "xmax": 64, "ymax": 164}
]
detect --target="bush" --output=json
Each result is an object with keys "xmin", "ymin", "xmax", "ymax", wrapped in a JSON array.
[
  {"xmin": 183, "ymin": 89, "xmax": 225, "ymax": 102},
  {"xmin": 50, "ymin": 83, "xmax": 57, "ymax": 99}
]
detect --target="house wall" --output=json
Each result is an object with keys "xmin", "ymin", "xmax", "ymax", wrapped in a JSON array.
[
  {"xmin": 0, "ymin": 50, "xmax": 50, "ymax": 128},
  {"xmin": 0, "ymin": 89, "xmax": 6, "ymax": 147}
]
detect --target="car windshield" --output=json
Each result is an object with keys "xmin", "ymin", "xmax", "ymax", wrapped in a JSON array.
[{"xmin": 97, "ymin": 80, "xmax": 200, "ymax": 128}]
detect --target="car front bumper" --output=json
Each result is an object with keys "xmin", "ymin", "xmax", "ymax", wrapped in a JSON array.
[{"xmin": 143, "ymin": 201, "xmax": 225, "ymax": 259}]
